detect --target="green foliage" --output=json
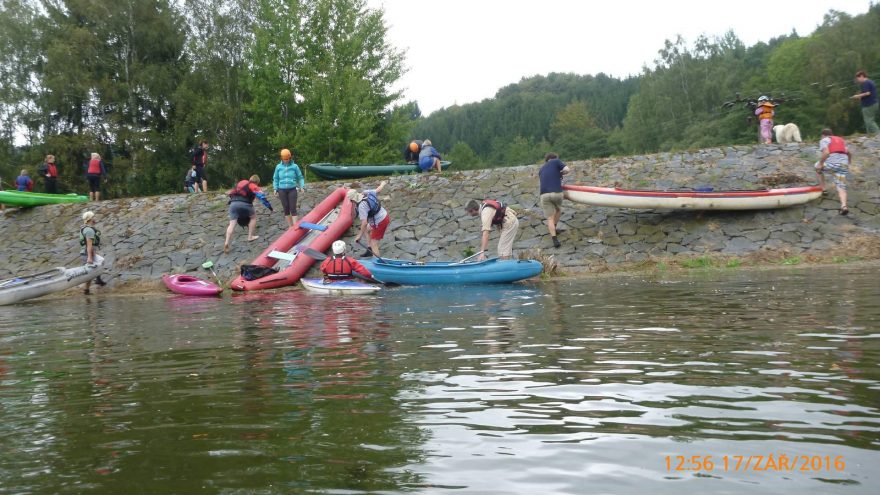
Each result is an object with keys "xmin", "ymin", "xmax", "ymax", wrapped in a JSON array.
[{"xmin": 446, "ymin": 142, "xmax": 483, "ymax": 170}]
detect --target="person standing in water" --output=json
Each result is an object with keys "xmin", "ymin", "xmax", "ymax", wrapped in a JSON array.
[{"xmin": 80, "ymin": 211, "xmax": 107, "ymax": 294}]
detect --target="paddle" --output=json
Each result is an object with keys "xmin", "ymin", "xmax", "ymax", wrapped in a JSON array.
[
  {"xmin": 299, "ymin": 247, "xmax": 398, "ymax": 287},
  {"xmin": 456, "ymin": 250, "xmax": 486, "ymax": 264},
  {"xmin": 201, "ymin": 260, "xmax": 223, "ymax": 286},
  {"xmin": 355, "ymin": 239, "xmax": 387, "ymax": 262}
]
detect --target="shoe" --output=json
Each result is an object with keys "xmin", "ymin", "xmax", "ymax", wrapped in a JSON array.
[
  {"xmin": 83, "ymin": 288, "xmax": 90, "ymax": 295},
  {"xmin": 839, "ymin": 206, "xmax": 849, "ymax": 216},
  {"xmin": 552, "ymin": 237, "xmax": 561, "ymax": 248},
  {"xmin": 95, "ymin": 276, "xmax": 106, "ymax": 286},
  {"xmin": 361, "ymin": 249, "xmax": 374, "ymax": 257}
]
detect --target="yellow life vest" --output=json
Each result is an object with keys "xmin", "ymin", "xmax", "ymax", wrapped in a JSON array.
[{"xmin": 757, "ymin": 102, "xmax": 775, "ymax": 121}]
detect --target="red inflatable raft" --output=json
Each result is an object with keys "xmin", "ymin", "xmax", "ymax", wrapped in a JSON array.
[{"xmin": 229, "ymin": 187, "xmax": 354, "ymax": 291}]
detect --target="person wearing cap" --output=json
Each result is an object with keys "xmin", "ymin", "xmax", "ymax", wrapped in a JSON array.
[
  {"xmin": 272, "ymin": 148, "xmax": 305, "ymax": 228},
  {"xmin": 418, "ymin": 139, "xmax": 442, "ymax": 172},
  {"xmin": 754, "ymin": 96, "xmax": 775, "ymax": 144},
  {"xmin": 347, "ymin": 181, "xmax": 390, "ymax": 257},
  {"xmin": 404, "ymin": 140, "xmax": 423, "ymax": 163},
  {"xmin": 79, "ymin": 211, "xmax": 107, "ymax": 294},
  {"xmin": 320, "ymin": 240, "xmax": 374, "ymax": 281}
]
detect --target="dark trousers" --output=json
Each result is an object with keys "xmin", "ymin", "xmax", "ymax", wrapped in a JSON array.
[{"xmin": 45, "ymin": 177, "xmax": 58, "ymax": 194}]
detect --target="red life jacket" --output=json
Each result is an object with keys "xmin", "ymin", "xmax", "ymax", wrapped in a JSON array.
[
  {"xmin": 827, "ymin": 136, "xmax": 848, "ymax": 154},
  {"xmin": 228, "ymin": 179, "xmax": 256, "ymax": 203},
  {"xmin": 480, "ymin": 200, "xmax": 507, "ymax": 226},
  {"xmin": 47, "ymin": 163, "xmax": 58, "ymax": 178},
  {"xmin": 87, "ymin": 158, "xmax": 102, "ymax": 175},
  {"xmin": 323, "ymin": 256, "xmax": 354, "ymax": 279}
]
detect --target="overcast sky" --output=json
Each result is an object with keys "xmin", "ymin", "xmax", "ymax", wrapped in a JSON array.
[{"xmin": 368, "ymin": 0, "xmax": 873, "ymax": 115}]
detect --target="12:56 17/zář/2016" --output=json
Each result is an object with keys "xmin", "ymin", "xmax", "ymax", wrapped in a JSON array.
[{"xmin": 665, "ymin": 454, "xmax": 846, "ymax": 473}]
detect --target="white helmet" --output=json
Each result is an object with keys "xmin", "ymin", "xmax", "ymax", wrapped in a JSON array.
[
  {"xmin": 758, "ymin": 95, "xmax": 769, "ymax": 102},
  {"xmin": 332, "ymin": 240, "xmax": 346, "ymax": 255}
]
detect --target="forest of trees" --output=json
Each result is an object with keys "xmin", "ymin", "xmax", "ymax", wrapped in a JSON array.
[{"xmin": 0, "ymin": 1, "xmax": 878, "ymax": 197}]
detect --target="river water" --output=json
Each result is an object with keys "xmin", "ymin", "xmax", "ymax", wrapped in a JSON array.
[{"xmin": 1, "ymin": 266, "xmax": 878, "ymax": 494}]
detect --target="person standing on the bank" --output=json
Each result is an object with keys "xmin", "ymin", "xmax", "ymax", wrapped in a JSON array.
[
  {"xmin": 80, "ymin": 211, "xmax": 107, "ymax": 294},
  {"xmin": 539, "ymin": 152, "xmax": 571, "ymax": 248},
  {"xmin": 15, "ymin": 169, "xmax": 34, "ymax": 191},
  {"xmin": 190, "ymin": 140, "xmax": 209, "ymax": 192},
  {"xmin": 404, "ymin": 140, "xmax": 423, "ymax": 163},
  {"xmin": 754, "ymin": 96, "xmax": 775, "ymax": 144},
  {"xmin": 852, "ymin": 70, "xmax": 879, "ymax": 134},
  {"xmin": 84, "ymin": 152, "xmax": 107, "ymax": 201},
  {"xmin": 272, "ymin": 148, "xmax": 305, "ymax": 228},
  {"xmin": 39, "ymin": 155, "xmax": 59, "ymax": 193},
  {"xmin": 347, "ymin": 181, "xmax": 390, "ymax": 258},
  {"xmin": 465, "ymin": 199, "xmax": 519, "ymax": 261},
  {"xmin": 815, "ymin": 128, "xmax": 851, "ymax": 216}
]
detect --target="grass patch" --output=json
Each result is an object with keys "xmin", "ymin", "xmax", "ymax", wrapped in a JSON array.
[
  {"xmin": 780, "ymin": 256, "xmax": 801, "ymax": 265},
  {"xmin": 681, "ymin": 256, "xmax": 714, "ymax": 268},
  {"xmin": 725, "ymin": 259, "xmax": 742, "ymax": 268},
  {"xmin": 833, "ymin": 255, "xmax": 863, "ymax": 264}
]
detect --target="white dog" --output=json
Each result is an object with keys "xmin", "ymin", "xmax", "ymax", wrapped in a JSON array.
[{"xmin": 773, "ymin": 123, "xmax": 802, "ymax": 143}]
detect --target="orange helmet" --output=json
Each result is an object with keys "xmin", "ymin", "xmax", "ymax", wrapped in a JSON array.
[
  {"xmin": 409, "ymin": 142, "xmax": 419, "ymax": 152},
  {"xmin": 280, "ymin": 148, "xmax": 292, "ymax": 160}
]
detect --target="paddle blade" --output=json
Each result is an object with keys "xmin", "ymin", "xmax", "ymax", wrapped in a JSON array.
[{"xmin": 202, "ymin": 261, "xmax": 214, "ymax": 269}]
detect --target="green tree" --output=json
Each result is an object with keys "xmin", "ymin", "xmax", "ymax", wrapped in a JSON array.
[{"xmin": 549, "ymin": 100, "xmax": 609, "ymax": 159}]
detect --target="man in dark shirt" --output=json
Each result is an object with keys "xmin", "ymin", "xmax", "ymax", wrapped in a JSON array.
[
  {"xmin": 852, "ymin": 71, "xmax": 878, "ymax": 134},
  {"xmin": 191, "ymin": 140, "xmax": 209, "ymax": 191},
  {"xmin": 538, "ymin": 152, "xmax": 571, "ymax": 248}
]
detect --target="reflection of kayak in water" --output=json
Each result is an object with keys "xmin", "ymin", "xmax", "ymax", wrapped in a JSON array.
[
  {"xmin": 0, "ymin": 257, "xmax": 106, "ymax": 305},
  {"xmin": 301, "ymin": 278, "xmax": 380, "ymax": 296}
]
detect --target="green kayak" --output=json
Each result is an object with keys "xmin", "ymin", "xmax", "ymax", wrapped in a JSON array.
[
  {"xmin": 0, "ymin": 190, "xmax": 89, "ymax": 207},
  {"xmin": 309, "ymin": 161, "xmax": 452, "ymax": 180}
]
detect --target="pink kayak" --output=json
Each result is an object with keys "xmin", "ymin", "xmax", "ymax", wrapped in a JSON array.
[{"xmin": 162, "ymin": 274, "xmax": 223, "ymax": 296}]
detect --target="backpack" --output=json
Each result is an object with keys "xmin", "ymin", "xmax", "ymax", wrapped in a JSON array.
[
  {"xmin": 240, "ymin": 264, "xmax": 278, "ymax": 281},
  {"xmin": 37, "ymin": 163, "xmax": 49, "ymax": 175},
  {"xmin": 360, "ymin": 191, "xmax": 381, "ymax": 218}
]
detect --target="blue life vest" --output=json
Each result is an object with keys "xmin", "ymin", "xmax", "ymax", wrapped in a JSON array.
[{"xmin": 360, "ymin": 191, "xmax": 381, "ymax": 219}]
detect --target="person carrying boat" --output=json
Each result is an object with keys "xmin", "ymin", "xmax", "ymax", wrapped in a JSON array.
[
  {"xmin": 347, "ymin": 181, "xmax": 390, "ymax": 257},
  {"xmin": 223, "ymin": 175, "xmax": 274, "ymax": 253},
  {"xmin": 15, "ymin": 169, "xmax": 33, "ymax": 192},
  {"xmin": 84, "ymin": 152, "xmax": 107, "ymax": 201},
  {"xmin": 418, "ymin": 139, "xmax": 442, "ymax": 172},
  {"xmin": 272, "ymin": 148, "xmax": 305, "ymax": 228},
  {"xmin": 539, "ymin": 152, "xmax": 571, "ymax": 248},
  {"xmin": 754, "ymin": 96, "xmax": 775, "ymax": 144},
  {"xmin": 404, "ymin": 140, "xmax": 423, "ymax": 163},
  {"xmin": 38, "ymin": 155, "xmax": 59, "ymax": 194},
  {"xmin": 80, "ymin": 211, "xmax": 107, "ymax": 294},
  {"xmin": 320, "ymin": 240, "xmax": 374, "ymax": 281},
  {"xmin": 815, "ymin": 128, "xmax": 851, "ymax": 216},
  {"xmin": 465, "ymin": 199, "xmax": 519, "ymax": 261}
]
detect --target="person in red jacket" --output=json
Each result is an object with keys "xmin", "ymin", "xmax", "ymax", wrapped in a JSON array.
[
  {"xmin": 320, "ymin": 241, "xmax": 373, "ymax": 281},
  {"xmin": 223, "ymin": 174, "xmax": 273, "ymax": 253},
  {"xmin": 85, "ymin": 152, "xmax": 107, "ymax": 201},
  {"xmin": 40, "ymin": 155, "xmax": 59, "ymax": 193}
]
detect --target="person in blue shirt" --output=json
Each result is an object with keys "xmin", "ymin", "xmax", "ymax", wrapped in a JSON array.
[
  {"xmin": 15, "ymin": 169, "xmax": 34, "ymax": 191},
  {"xmin": 538, "ymin": 153, "xmax": 571, "ymax": 248},
  {"xmin": 852, "ymin": 70, "xmax": 878, "ymax": 134},
  {"xmin": 272, "ymin": 148, "xmax": 305, "ymax": 228},
  {"xmin": 418, "ymin": 139, "xmax": 442, "ymax": 172}
]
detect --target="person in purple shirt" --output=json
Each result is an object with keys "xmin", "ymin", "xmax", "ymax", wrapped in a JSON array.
[
  {"xmin": 538, "ymin": 152, "xmax": 571, "ymax": 248},
  {"xmin": 852, "ymin": 70, "xmax": 878, "ymax": 134}
]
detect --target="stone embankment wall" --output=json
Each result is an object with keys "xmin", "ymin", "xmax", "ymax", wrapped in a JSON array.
[{"xmin": 1, "ymin": 136, "xmax": 878, "ymax": 288}]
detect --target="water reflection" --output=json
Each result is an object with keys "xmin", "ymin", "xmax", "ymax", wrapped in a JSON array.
[{"xmin": 0, "ymin": 267, "xmax": 878, "ymax": 494}]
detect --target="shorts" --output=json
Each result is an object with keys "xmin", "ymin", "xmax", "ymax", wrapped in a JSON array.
[
  {"xmin": 816, "ymin": 160, "xmax": 849, "ymax": 190},
  {"xmin": 87, "ymin": 174, "xmax": 101, "ymax": 192},
  {"xmin": 369, "ymin": 215, "xmax": 390, "ymax": 240},
  {"xmin": 194, "ymin": 166, "xmax": 207, "ymax": 182},
  {"xmin": 277, "ymin": 188, "xmax": 298, "ymax": 216},
  {"xmin": 228, "ymin": 201, "xmax": 255, "ymax": 221},
  {"xmin": 418, "ymin": 156, "xmax": 436, "ymax": 171},
  {"xmin": 540, "ymin": 192, "xmax": 564, "ymax": 217}
]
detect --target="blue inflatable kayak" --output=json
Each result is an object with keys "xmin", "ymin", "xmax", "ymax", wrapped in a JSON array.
[{"xmin": 358, "ymin": 257, "xmax": 543, "ymax": 285}]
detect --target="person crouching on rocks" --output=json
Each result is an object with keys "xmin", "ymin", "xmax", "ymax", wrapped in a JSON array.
[
  {"xmin": 80, "ymin": 211, "xmax": 107, "ymax": 294},
  {"xmin": 224, "ymin": 175, "xmax": 274, "ymax": 253},
  {"xmin": 320, "ymin": 241, "xmax": 374, "ymax": 281},
  {"xmin": 348, "ymin": 181, "xmax": 390, "ymax": 258}
]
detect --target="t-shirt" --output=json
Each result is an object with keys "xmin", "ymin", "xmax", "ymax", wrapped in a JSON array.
[
  {"xmin": 819, "ymin": 136, "xmax": 849, "ymax": 167},
  {"xmin": 860, "ymin": 79, "xmax": 877, "ymax": 107},
  {"xmin": 479, "ymin": 204, "xmax": 516, "ymax": 232},
  {"xmin": 80, "ymin": 226, "xmax": 97, "ymax": 255},
  {"xmin": 539, "ymin": 159, "xmax": 567, "ymax": 194},
  {"xmin": 356, "ymin": 189, "xmax": 387, "ymax": 227}
]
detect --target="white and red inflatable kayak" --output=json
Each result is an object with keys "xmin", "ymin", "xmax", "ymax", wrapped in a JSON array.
[
  {"xmin": 562, "ymin": 184, "xmax": 823, "ymax": 210},
  {"xmin": 162, "ymin": 274, "xmax": 223, "ymax": 296},
  {"xmin": 230, "ymin": 187, "xmax": 354, "ymax": 291}
]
